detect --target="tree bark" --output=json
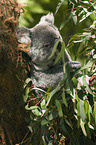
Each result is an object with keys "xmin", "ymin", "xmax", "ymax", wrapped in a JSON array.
[{"xmin": 0, "ymin": 0, "xmax": 29, "ymax": 144}]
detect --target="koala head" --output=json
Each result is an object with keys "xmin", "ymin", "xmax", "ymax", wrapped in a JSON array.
[{"xmin": 16, "ymin": 13, "xmax": 62, "ymax": 67}]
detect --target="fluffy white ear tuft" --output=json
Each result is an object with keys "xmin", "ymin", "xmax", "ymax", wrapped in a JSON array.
[
  {"xmin": 16, "ymin": 28, "xmax": 31, "ymax": 44},
  {"xmin": 39, "ymin": 12, "xmax": 54, "ymax": 25}
]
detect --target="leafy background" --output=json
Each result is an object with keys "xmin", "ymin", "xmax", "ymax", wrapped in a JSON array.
[{"xmin": 17, "ymin": 0, "xmax": 96, "ymax": 144}]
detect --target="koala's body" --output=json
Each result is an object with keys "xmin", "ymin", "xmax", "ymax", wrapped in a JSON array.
[{"xmin": 16, "ymin": 13, "xmax": 81, "ymax": 96}]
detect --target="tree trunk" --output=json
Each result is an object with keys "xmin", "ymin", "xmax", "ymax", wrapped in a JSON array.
[{"xmin": 0, "ymin": 0, "xmax": 29, "ymax": 144}]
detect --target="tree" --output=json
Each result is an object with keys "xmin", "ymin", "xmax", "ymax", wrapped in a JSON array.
[{"xmin": 0, "ymin": 0, "xmax": 29, "ymax": 144}]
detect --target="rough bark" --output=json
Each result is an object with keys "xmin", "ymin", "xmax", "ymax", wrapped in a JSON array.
[{"xmin": 0, "ymin": 0, "xmax": 30, "ymax": 144}]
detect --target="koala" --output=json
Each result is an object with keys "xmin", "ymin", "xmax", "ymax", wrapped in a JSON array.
[{"xmin": 16, "ymin": 13, "xmax": 81, "ymax": 96}]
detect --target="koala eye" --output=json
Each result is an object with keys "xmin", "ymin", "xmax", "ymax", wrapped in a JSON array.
[{"xmin": 44, "ymin": 43, "xmax": 50, "ymax": 48}]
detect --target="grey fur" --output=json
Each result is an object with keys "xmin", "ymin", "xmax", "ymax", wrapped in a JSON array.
[{"xmin": 16, "ymin": 13, "xmax": 81, "ymax": 96}]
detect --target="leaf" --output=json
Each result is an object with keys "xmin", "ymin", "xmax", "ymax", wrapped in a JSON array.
[
  {"xmin": 71, "ymin": 11, "xmax": 77, "ymax": 25},
  {"xmin": 54, "ymin": 52, "xmax": 62, "ymax": 64},
  {"xmin": 82, "ymin": 75, "xmax": 95, "ymax": 96},
  {"xmin": 84, "ymin": 100, "xmax": 91, "ymax": 126},
  {"xmin": 32, "ymin": 87, "xmax": 46, "ymax": 94},
  {"xmin": 79, "ymin": 60, "xmax": 95, "ymax": 71},
  {"xmin": 48, "ymin": 142, "xmax": 53, "ymax": 145},
  {"xmin": 23, "ymin": 78, "xmax": 32, "ymax": 88},
  {"xmin": 93, "ymin": 81, "xmax": 96, "ymax": 89},
  {"xmin": 61, "ymin": 41, "xmax": 65, "ymax": 63},
  {"xmin": 60, "ymin": 120, "xmax": 80, "ymax": 145},
  {"xmin": 80, "ymin": 120, "xmax": 87, "ymax": 136},
  {"xmin": 41, "ymin": 99, "xmax": 46, "ymax": 108},
  {"xmin": 62, "ymin": 88, "xmax": 68, "ymax": 107},
  {"xmin": 70, "ymin": 0, "xmax": 77, "ymax": 4},
  {"xmin": 49, "ymin": 111, "xmax": 58, "ymax": 120},
  {"xmin": 22, "ymin": 87, "xmax": 29, "ymax": 102},
  {"xmin": 75, "ymin": 92, "xmax": 80, "ymax": 128},
  {"xmin": 28, "ymin": 125, "xmax": 33, "ymax": 133},
  {"xmin": 79, "ymin": 12, "xmax": 92, "ymax": 22},
  {"xmin": 55, "ymin": 0, "xmax": 65, "ymax": 15},
  {"xmin": 72, "ymin": 77, "xmax": 78, "ymax": 87},
  {"xmin": 46, "ymin": 86, "xmax": 60, "ymax": 107},
  {"xmin": 80, "ymin": 99, "xmax": 85, "ymax": 122},
  {"xmin": 32, "ymin": 108, "xmax": 42, "ymax": 116},
  {"xmin": 94, "ymin": 101, "xmax": 96, "ymax": 125},
  {"xmin": 55, "ymin": 99, "xmax": 63, "ymax": 118},
  {"xmin": 54, "ymin": 41, "xmax": 65, "ymax": 65},
  {"xmin": 60, "ymin": 12, "xmax": 72, "ymax": 30},
  {"xmin": 41, "ymin": 119, "xmax": 48, "ymax": 126},
  {"xmin": 49, "ymin": 39, "xmax": 60, "ymax": 59},
  {"xmin": 25, "ymin": 105, "xmax": 40, "ymax": 111}
]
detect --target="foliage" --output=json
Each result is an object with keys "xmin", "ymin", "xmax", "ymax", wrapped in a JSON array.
[
  {"xmin": 18, "ymin": 0, "xmax": 96, "ymax": 144},
  {"xmin": 18, "ymin": 0, "xmax": 95, "ymax": 44}
]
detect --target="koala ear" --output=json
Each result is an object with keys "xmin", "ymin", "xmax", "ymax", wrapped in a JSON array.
[
  {"xmin": 16, "ymin": 27, "xmax": 31, "ymax": 44},
  {"xmin": 39, "ymin": 12, "xmax": 54, "ymax": 25}
]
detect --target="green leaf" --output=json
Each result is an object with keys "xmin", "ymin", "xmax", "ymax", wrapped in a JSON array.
[
  {"xmin": 55, "ymin": 0, "xmax": 65, "ymax": 15},
  {"xmin": 54, "ymin": 52, "xmax": 62, "ymax": 64},
  {"xmin": 70, "ymin": 0, "xmax": 77, "ymax": 4},
  {"xmin": 75, "ymin": 92, "xmax": 80, "ymax": 127},
  {"xmin": 23, "ymin": 78, "xmax": 32, "ymax": 88},
  {"xmin": 72, "ymin": 77, "xmax": 78, "ymax": 87},
  {"xmin": 62, "ymin": 88, "xmax": 68, "ymax": 107},
  {"xmin": 41, "ymin": 99, "xmax": 46, "ymax": 108},
  {"xmin": 55, "ymin": 99, "xmax": 63, "ymax": 118},
  {"xmin": 41, "ymin": 119, "xmax": 48, "ymax": 126},
  {"xmin": 22, "ymin": 87, "xmax": 29, "ymax": 102},
  {"xmin": 84, "ymin": 100, "xmax": 91, "ymax": 129},
  {"xmin": 54, "ymin": 41, "xmax": 65, "ymax": 65},
  {"xmin": 25, "ymin": 105, "xmax": 40, "ymax": 111},
  {"xmin": 80, "ymin": 60, "xmax": 95, "ymax": 71},
  {"xmin": 82, "ymin": 75, "xmax": 95, "ymax": 96},
  {"xmin": 49, "ymin": 111, "xmax": 58, "ymax": 120},
  {"xmin": 60, "ymin": 120, "xmax": 80, "ymax": 145},
  {"xmin": 46, "ymin": 86, "xmax": 60, "ymax": 107},
  {"xmin": 80, "ymin": 121, "xmax": 87, "ymax": 136},
  {"xmin": 93, "ymin": 81, "xmax": 96, "ymax": 89},
  {"xmin": 49, "ymin": 39, "xmax": 60, "ymax": 59},
  {"xmin": 80, "ymin": 99, "xmax": 85, "ymax": 122},
  {"xmin": 79, "ymin": 12, "xmax": 92, "ymax": 22},
  {"xmin": 60, "ymin": 12, "xmax": 72, "ymax": 30},
  {"xmin": 61, "ymin": 41, "xmax": 65, "ymax": 63},
  {"xmin": 71, "ymin": 11, "xmax": 77, "ymax": 25},
  {"xmin": 32, "ymin": 108, "xmax": 42, "ymax": 116},
  {"xmin": 48, "ymin": 142, "xmax": 53, "ymax": 145},
  {"xmin": 32, "ymin": 87, "xmax": 46, "ymax": 94},
  {"xmin": 94, "ymin": 101, "xmax": 96, "ymax": 125}
]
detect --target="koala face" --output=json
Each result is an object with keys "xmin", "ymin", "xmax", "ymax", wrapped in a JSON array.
[
  {"xmin": 29, "ymin": 25, "xmax": 61, "ymax": 66},
  {"xmin": 16, "ymin": 23, "xmax": 62, "ymax": 67}
]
